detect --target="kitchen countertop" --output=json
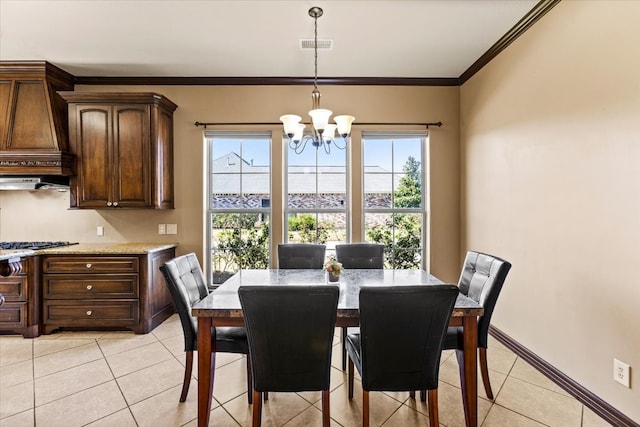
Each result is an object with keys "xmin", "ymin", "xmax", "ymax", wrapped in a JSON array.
[
  {"xmin": 35, "ymin": 243, "xmax": 178, "ymax": 255},
  {"xmin": 0, "ymin": 249, "xmax": 35, "ymax": 261}
]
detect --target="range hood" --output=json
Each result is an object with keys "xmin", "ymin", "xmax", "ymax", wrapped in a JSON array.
[
  {"xmin": 0, "ymin": 61, "xmax": 75, "ymax": 176},
  {"xmin": 0, "ymin": 176, "xmax": 69, "ymax": 191}
]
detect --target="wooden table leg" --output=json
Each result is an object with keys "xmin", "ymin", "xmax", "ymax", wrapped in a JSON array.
[
  {"xmin": 458, "ymin": 315, "xmax": 478, "ymax": 427},
  {"xmin": 198, "ymin": 317, "xmax": 215, "ymax": 427}
]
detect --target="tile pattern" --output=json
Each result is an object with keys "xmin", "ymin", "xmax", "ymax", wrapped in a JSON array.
[{"xmin": 0, "ymin": 315, "xmax": 613, "ymax": 426}]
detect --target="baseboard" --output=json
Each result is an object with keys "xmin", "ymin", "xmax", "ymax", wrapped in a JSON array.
[{"xmin": 489, "ymin": 325, "xmax": 639, "ymax": 427}]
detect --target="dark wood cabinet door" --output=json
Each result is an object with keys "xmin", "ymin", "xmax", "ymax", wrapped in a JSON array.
[
  {"xmin": 74, "ymin": 105, "xmax": 112, "ymax": 208},
  {"xmin": 113, "ymin": 105, "xmax": 151, "ymax": 207}
]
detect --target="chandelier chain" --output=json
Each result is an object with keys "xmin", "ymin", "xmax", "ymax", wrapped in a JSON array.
[{"xmin": 313, "ymin": 11, "xmax": 318, "ymax": 90}]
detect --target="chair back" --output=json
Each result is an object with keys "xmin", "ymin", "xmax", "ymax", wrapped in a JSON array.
[
  {"xmin": 358, "ymin": 285, "xmax": 459, "ymax": 391},
  {"xmin": 239, "ymin": 285, "xmax": 339, "ymax": 392},
  {"xmin": 277, "ymin": 243, "xmax": 326, "ymax": 269},
  {"xmin": 160, "ymin": 253, "xmax": 208, "ymax": 351},
  {"xmin": 458, "ymin": 251, "xmax": 512, "ymax": 348},
  {"xmin": 336, "ymin": 243, "xmax": 384, "ymax": 269}
]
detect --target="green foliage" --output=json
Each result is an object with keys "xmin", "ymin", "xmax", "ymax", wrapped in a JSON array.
[
  {"xmin": 367, "ymin": 156, "xmax": 423, "ymax": 269},
  {"xmin": 221, "ymin": 223, "xmax": 269, "ymax": 269},
  {"xmin": 394, "ymin": 155, "xmax": 422, "ymax": 208},
  {"xmin": 367, "ymin": 214, "xmax": 421, "ymax": 269},
  {"xmin": 213, "ymin": 219, "xmax": 270, "ymax": 274},
  {"xmin": 287, "ymin": 214, "xmax": 330, "ymax": 243},
  {"xmin": 212, "ymin": 213, "xmax": 260, "ymax": 229},
  {"xmin": 288, "ymin": 214, "xmax": 316, "ymax": 231}
]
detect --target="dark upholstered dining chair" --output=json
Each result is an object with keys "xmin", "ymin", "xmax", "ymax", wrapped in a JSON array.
[
  {"xmin": 160, "ymin": 253, "xmax": 252, "ymax": 404},
  {"xmin": 335, "ymin": 243, "xmax": 384, "ymax": 269},
  {"xmin": 441, "ymin": 250, "xmax": 512, "ymax": 400},
  {"xmin": 346, "ymin": 285, "xmax": 459, "ymax": 427},
  {"xmin": 335, "ymin": 243, "xmax": 385, "ymax": 370},
  {"xmin": 277, "ymin": 243, "xmax": 326, "ymax": 269},
  {"xmin": 239, "ymin": 285, "xmax": 339, "ymax": 427}
]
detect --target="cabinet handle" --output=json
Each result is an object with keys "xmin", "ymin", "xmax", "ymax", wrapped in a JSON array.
[
  {"xmin": 86, "ymin": 284, "xmax": 93, "ymax": 290},
  {"xmin": 107, "ymin": 202, "xmax": 112, "ymax": 206},
  {"xmin": 113, "ymin": 202, "xmax": 118, "ymax": 207},
  {"xmin": 86, "ymin": 263, "xmax": 92, "ymax": 269},
  {"xmin": 0, "ymin": 294, "xmax": 5, "ymax": 306},
  {"xmin": 86, "ymin": 310, "xmax": 93, "ymax": 316}
]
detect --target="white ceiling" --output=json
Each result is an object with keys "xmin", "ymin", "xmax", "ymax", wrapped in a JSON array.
[{"xmin": 0, "ymin": 0, "xmax": 538, "ymax": 79}]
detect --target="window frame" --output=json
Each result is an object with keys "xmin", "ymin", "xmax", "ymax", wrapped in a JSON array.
[
  {"xmin": 361, "ymin": 131, "xmax": 429, "ymax": 269},
  {"xmin": 206, "ymin": 130, "xmax": 272, "ymax": 283}
]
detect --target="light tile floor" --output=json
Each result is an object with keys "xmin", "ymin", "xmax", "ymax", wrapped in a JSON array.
[{"xmin": 0, "ymin": 315, "xmax": 612, "ymax": 426}]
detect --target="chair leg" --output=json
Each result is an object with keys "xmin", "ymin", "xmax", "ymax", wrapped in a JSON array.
[
  {"xmin": 362, "ymin": 390, "xmax": 370, "ymax": 427},
  {"xmin": 479, "ymin": 347, "xmax": 494, "ymax": 400},
  {"xmin": 348, "ymin": 357, "xmax": 355, "ymax": 399},
  {"xmin": 252, "ymin": 391, "xmax": 262, "ymax": 426},
  {"xmin": 321, "ymin": 389, "xmax": 330, "ymax": 427},
  {"xmin": 420, "ymin": 389, "xmax": 426, "ymax": 402},
  {"xmin": 341, "ymin": 327, "xmax": 347, "ymax": 370},
  {"xmin": 180, "ymin": 351, "xmax": 193, "ymax": 402},
  {"xmin": 246, "ymin": 355, "xmax": 253, "ymax": 404},
  {"xmin": 427, "ymin": 389, "xmax": 439, "ymax": 427},
  {"xmin": 409, "ymin": 390, "xmax": 415, "ymax": 399}
]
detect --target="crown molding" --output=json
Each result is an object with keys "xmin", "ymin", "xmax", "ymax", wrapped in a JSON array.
[{"xmin": 459, "ymin": 0, "xmax": 562, "ymax": 84}]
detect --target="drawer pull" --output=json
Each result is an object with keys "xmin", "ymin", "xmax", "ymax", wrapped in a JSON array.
[
  {"xmin": 107, "ymin": 201, "xmax": 112, "ymax": 207},
  {"xmin": 86, "ymin": 310, "xmax": 93, "ymax": 316},
  {"xmin": 0, "ymin": 294, "xmax": 5, "ymax": 306},
  {"xmin": 86, "ymin": 284, "xmax": 93, "ymax": 290},
  {"xmin": 86, "ymin": 263, "xmax": 92, "ymax": 269},
  {"xmin": 113, "ymin": 202, "xmax": 118, "ymax": 207}
]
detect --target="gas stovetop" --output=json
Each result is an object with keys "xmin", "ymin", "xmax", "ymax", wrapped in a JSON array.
[{"xmin": 0, "ymin": 241, "xmax": 78, "ymax": 250}]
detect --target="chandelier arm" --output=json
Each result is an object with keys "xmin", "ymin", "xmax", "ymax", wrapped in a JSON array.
[
  {"xmin": 330, "ymin": 137, "xmax": 347, "ymax": 150},
  {"xmin": 323, "ymin": 141, "xmax": 331, "ymax": 155}
]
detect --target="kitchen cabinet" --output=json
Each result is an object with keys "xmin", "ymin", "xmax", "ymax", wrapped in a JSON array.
[
  {"xmin": 59, "ymin": 92, "xmax": 177, "ymax": 209},
  {"xmin": 41, "ymin": 246, "xmax": 175, "ymax": 334},
  {"xmin": 0, "ymin": 257, "xmax": 40, "ymax": 338}
]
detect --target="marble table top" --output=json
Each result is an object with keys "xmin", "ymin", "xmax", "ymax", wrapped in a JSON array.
[{"xmin": 193, "ymin": 269, "xmax": 483, "ymax": 320}]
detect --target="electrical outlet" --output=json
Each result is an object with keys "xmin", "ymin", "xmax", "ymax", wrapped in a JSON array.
[
  {"xmin": 166, "ymin": 223, "xmax": 178, "ymax": 235},
  {"xmin": 158, "ymin": 224, "xmax": 166, "ymax": 235},
  {"xmin": 96, "ymin": 226, "xmax": 104, "ymax": 237},
  {"xmin": 613, "ymin": 358, "xmax": 630, "ymax": 388}
]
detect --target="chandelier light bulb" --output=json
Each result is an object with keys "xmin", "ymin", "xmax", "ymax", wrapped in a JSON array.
[
  {"xmin": 280, "ymin": 114, "xmax": 302, "ymax": 138},
  {"xmin": 309, "ymin": 108, "xmax": 332, "ymax": 131},
  {"xmin": 334, "ymin": 115, "xmax": 356, "ymax": 138}
]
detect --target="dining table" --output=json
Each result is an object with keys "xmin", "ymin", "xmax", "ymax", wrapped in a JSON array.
[{"xmin": 192, "ymin": 269, "xmax": 484, "ymax": 427}]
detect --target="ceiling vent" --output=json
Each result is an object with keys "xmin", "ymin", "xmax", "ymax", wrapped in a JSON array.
[{"xmin": 299, "ymin": 39, "xmax": 333, "ymax": 50}]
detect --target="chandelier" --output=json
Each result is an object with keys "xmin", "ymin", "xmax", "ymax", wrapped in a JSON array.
[{"xmin": 280, "ymin": 6, "xmax": 355, "ymax": 154}]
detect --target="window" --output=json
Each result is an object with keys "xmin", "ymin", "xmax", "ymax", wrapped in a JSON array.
[
  {"xmin": 207, "ymin": 132, "xmax": 271, "ymax": 283},
  {"xmin": 285, "ymin": 137, "xmax": 348, "ymax": 258},
  {"xmin": 362, "ymin": 132, "xmax": 427, "ymax": 269}
]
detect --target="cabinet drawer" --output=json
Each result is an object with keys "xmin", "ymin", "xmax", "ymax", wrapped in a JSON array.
[
  {"xmin": 43, "ymin": 257, "xmax": 139, "ymax": 273},
  {"xmin": 43, "ymin": 274, "xmax": 139, "ymax": 299},
  {"xmin": 0, "ymin": 302, "xmax": 27, "ymax": 327},
  {"xmin": 43, "ymin": 300, "xmax": 139, "ymax": 325},
  {"xmin": 0, "ymin": 276, "xmax": 27, "ymax": 301}
]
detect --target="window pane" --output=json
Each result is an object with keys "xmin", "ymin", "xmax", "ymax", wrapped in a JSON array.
[
  {"xmin": 211, "ymin": 173, "xmax": 240, "ymax": 208},
  {"xmin": 211, "ymin": 213, "xmax": 270, "ymax": 275},
  {"xmin": 286, "ymin": 136, "xmax": 347, "ymax": 243},
  {"xmin": 363, "ymin": 133, "xmax": 426, "ymax": 269},
  {"xmin": 208, "ymin": 132, "xmax": 271, "ymax": 283},
  {"xmin": 364, "ymin": 171, "xmax": 393, "ymax": 209}
]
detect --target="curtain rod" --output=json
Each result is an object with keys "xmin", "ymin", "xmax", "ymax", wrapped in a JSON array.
[{"xmin": 194, "ymin": 121, "xmax": 442, "ymax": 129}]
